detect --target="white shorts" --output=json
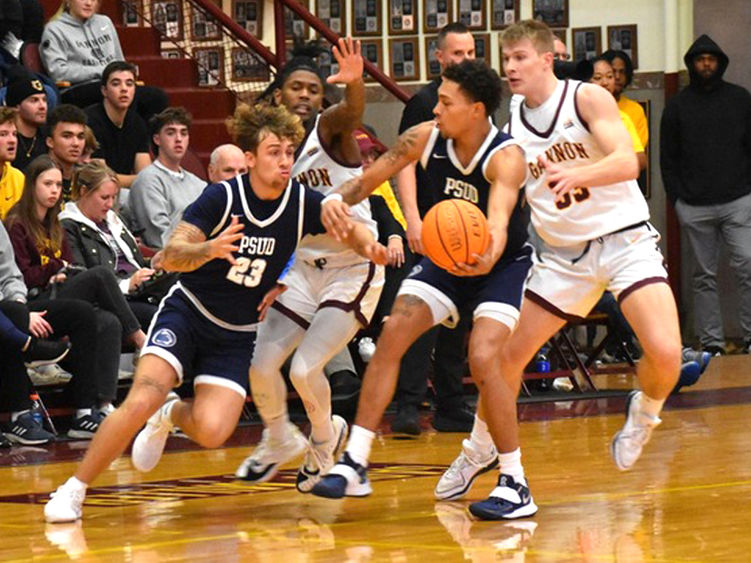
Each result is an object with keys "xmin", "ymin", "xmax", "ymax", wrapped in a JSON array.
[
  {"xmin": 273, "ymin": 260, "xmax": 385, "ymax": 328},
  {"xmin": 526, "ymin": 223, "xmax": 668, "ymax": 319}
]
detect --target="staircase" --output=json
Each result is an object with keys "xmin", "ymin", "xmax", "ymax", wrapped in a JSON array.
[{"xmin": 105, "ymin": 3, "xmax": 235, "ymax": 168}]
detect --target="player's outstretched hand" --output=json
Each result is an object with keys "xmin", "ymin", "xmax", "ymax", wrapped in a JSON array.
[
  {"xmin": 363, "ymin": 241, "xmax": 389, "ymax": 266},
  {"xmin": 537, "ymin": 155, "xmax": 582, "ymax": 202},
  {"xmin": 327, "ymin": 37, "xmax": 363, "ymax": 85},
  {"xmin": 257, "ymin": 283, "xmax": 288, "ymax": 322},
  {"xmin": 450, "ymin": 232, "xmax": 496, "ymax": 277},
  {"xmin": 209, "ymin": 215, "xmax": 244, "ymax": 265},
  {"xmin": 322, "ymin": 198, "xmax": 354, "ymax": 241}
]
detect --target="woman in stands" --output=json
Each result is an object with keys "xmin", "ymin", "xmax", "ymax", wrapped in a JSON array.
[
  {"xmin": 5, "ymin": 155, "xmax": 147, "ymax": 429},
  {"xmin": 60, "ymin": 161, "xmax": 164, "ymax": 330},
  {"xmin": 40, "ymin": 0, "xmax": 167, "ymax": 120}
]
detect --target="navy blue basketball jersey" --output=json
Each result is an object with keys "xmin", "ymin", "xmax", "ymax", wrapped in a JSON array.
[
  {"xmin": 177, "ymin": 173, "xmax": 325, "ymax": 329},
  {"xmin": 419, "ymin": 124, "xmax": 529, "ymax": 259}
]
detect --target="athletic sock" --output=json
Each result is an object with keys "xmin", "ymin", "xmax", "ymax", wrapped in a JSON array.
[
  {"xmin": 638, "ymin": 393, "xmax": 665, "ymax": 421},
  {"xmin": 266, "ymin": 413, "xmax": 290, "ymax": 442},
  {"xmin": 498, "ymin": 448, "xmax": 526, "ymax": 485},
  {"xmin": 469, "ymin": 415, "xmax": 494, "ymax": 452},
  {"xmin": 345, "ymin": 425, "xmax": 375, "ymax": 467},
  {"xmin": 66, "ymin": 476, "xmax": 88, "ymax": 491}
]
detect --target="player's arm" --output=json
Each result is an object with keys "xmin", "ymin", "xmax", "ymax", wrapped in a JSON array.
[
  {"xmin": 340, "ymin": 222, "xmax": 388, "ymax": 265},
  {"xmin": 539, "ymin": 84, "xmax": 639, "ymax": 199},
  {"xmin": 161, "ymin": 216, "xmax": 244, "ymax": 272},
  {"xmin": 396, "ymin": 163, "xmax": 424, "ymax": 254},
  {"xmin": 451, "ymin": 145, "xmax": 526, "ymax": 277},
  {"xmin": 322, "ymin": 122, "xmax": 433, "ymax": 239},
  {"xmin": 318, "ymin": 37, "xmax": 365, "ymax": 142}
]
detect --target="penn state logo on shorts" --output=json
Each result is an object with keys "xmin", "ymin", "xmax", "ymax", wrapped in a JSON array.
[
  {"xmin": 152, "ymin": 328, "xmax": 177, "ymax": 348},
  {"xmin": 408, "ymin": 264, "xmax": 423, "ymax": 278}
]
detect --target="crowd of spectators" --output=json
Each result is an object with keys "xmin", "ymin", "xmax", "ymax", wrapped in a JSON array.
[{"xmin": 1, "ymin": 2, "xmax": 746, "ymax": 449}]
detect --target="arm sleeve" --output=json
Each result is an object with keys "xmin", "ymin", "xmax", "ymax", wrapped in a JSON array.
[
  {"xmin": 302, "ymin": 188, "xmax": 326, "ymax": 236},
  {"xmin": 369, "ymin": 194, "xmax": 404, "ymax": 242},
  {"xmin": 180, "ymin": 183, "xmax": 228, "ymax": 238},
  {"xmin": 659, "ymin": 102, "xmax": 682, "ymax": 205},
  {"xmin": 62, "ymin": 221, "xmax": 87, "ymax": 267},
  {"xmin": 8, "ymin": 223, "xmax": 60, "ymax": 289},
  {"xmin": 0, "ymin": 224, "xmax": 27, "ymax": 302}
]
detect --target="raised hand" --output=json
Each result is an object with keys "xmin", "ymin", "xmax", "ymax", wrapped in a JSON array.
[{"xmin": 327, "ymin": 37, "xmax": 363, "ymax": 85}]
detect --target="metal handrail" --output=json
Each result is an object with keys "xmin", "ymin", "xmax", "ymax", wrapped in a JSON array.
[{"xmin": 273, "ymin": 0, "xmax": 410, "ymax": 103}]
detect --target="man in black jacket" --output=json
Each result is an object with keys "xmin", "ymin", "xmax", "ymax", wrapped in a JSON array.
[{"xmin": 660, "ymin": 34, "xmax": 751, "ymax": 355}]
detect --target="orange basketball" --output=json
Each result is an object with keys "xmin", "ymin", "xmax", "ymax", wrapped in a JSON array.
[{"xmin": 421, "ymin": 199, "xmax": 489, "ymax": 271}]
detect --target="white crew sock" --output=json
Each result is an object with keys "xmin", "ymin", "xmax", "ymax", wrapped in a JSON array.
[
  {"xmin": 498, "ymin": 448, "xmax": 526, "ymax": 484},
  {"xmin": 469, "ymin": 415, "xmax": 494, "ymax": 451},
  {"xmin": 345, "ymin": 425, "xmax": 375, "ymax": 467}
]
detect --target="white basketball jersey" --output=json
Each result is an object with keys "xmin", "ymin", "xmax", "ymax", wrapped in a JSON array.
[
  {"xmin": 292, "ymin": 114, "xmax": 378, "ymax": 264},
  {"xmin": 506, "ymin": 80, "xmax": 649, "ymax": 247}
]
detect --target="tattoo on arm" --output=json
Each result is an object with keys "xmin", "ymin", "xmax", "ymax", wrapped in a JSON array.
[
  {"xmin": 340, "ymin": 177, "xmax": 367, "ymax": 205},
  {"xmin": 385, "ymin": 127, "xmax": 421, "ymax": 166},
  {"xmin": 161, "ymin": 222, "xmax": 212, "ymax": 272}
]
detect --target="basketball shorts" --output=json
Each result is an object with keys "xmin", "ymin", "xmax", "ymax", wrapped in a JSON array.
[
  {"xmin": 272, "ymin": 260, "xmax": 385, "ymax": 328},
  {"xmin": 526, "ymin": 222, "xmax": 669, "ymax": 320},
  {"xmin": 398, "ymin": 244, "xmax": 533, "ymax": 330},
  {"xmin": 141, "ymin": 288, "xmax": 256, "ymax": 398}
]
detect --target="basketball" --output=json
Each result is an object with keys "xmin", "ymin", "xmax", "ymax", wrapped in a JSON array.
[{"xmin": 421, "ymin": 199, "xmax": 489, "ymax": 270}]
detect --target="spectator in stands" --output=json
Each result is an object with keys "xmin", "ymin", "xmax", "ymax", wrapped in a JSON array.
[
  {"xmin": 6, "ymin": 73, "xmax": 47, "ymax": 170},
  {"xmin": 207, "ymin": 144, "xmax": 247, "ymax": 184},
  {"xmin": 0, "ymin": 107, "xmax": 23, "ymax": 220},
  {"xmin": 60, "ymin": 161, "xmax": 162, "ymax": 330},
  {"xmin": 6, "ymin": 155, "xmax": 148, "ymax": 423},
  {"xmin": 392, "ymin": 22, "xmax": 477, "ymax": 435},
  {"xmin": 40, "ymin": 0, "xmax": 167, "ymax": 121},
  {"xmin": 0, "ymin": 0, "xmax": 44, "ymax": 62},
  {"xmin": 602, "ymin": 49, "xmax": 648, "ymax": 148},
  {"xmin": 130, "ymin": 107, "xmax": 205, "ymax": 248},
  {"xmin": 0, "ymin": 306, "xmax": 69, "ymax": 368},
  {"xmin": 0, "ymin": 218, "xmax": 106, "ymax": 443},
  {"xmin": 661, "ymin": 35, "xmax": 751, "ymax": 356},
  {"xmin": 45, "ymin": 103, "xmax": 85, "ymax": 201},
  {"xmin": 79, "ymin": 125, "xmax": 98, "ymax": 163},
  {"xmin": 590, "ymin": 56, "xmax": 646, "ymax": 170},
  {"xmin": 85, "ymin": 61, "xmax": 151, "ymax": 188}
]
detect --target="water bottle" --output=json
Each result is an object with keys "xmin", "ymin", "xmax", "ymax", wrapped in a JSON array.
[
  {"xmin": 358, "ymin": 337, "xmax": 376, "ymax": 363},
  {"xmin": 29, "ymin": 393, "xmax": 44, "ymax": 427},
  {"xmin": 535, "ymin": 349, "xmax": 550, "ymax": 373}
]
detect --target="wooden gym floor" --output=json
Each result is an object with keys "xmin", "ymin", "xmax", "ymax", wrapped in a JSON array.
[{"xmin": 2, "ymin": 355, "xmax": 751, "ymax": 562}]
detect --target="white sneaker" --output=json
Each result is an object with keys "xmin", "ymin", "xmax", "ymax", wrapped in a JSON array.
[
  {"xmin": 131, "ymin": 393, "xmax": 179, "ymax": 472},
  {"xmin": 435, "ymin": 439, "xmax": 498, "ymax": 500},
  {"xmin": 297, "ymin": 415, "xmax": 349, "ymax": 493},
  {"xmin": 610, "ymin": 391, "xmax": 661, "ymax": 471},
  {"xmin": 44, "ymin": 480, "xmax": 86, "ymax": 523},
  {"xmin": 235, "ymin": 422, "xmax": 307, "ymax": 482}
]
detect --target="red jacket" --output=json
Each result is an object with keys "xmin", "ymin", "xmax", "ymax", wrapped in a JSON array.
[{"xmin": 7, "ymin": 221, "xmax": 74, "ymax": 290}]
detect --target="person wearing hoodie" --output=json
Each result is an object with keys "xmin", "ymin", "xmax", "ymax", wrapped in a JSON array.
[
  {"xmin": 40, "ymin": 0, "xmax": 167, "ymax": 121},
  {"xmin": 660, "ymin": 35, "xmax": 751, "ymax": 356}
]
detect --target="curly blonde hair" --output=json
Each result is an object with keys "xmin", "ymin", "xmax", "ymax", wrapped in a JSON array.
[{"xmin": 227, "ymin": 103, "xmax": 304, "ymax": 153}]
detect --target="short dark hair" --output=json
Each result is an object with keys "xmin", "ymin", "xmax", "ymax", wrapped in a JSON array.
[
  {"xmin": 441, "ymin": 59, "xmax": 502, "ymax": 116},
  {"xmin": 46, "ymin": 104, "xmax": 86, "ymax": 137},
  {"xmin": 101, "ymin": 61, "xmax": 138, "ymax": 87},
  {"xmin": 148, "ymin": 107, "xmax": 192, "ymax": 155},
  {"xmin": 601, "ymin": 49, "xmax": 634, "ymax": 87},
  {"xmin": 437, "ymin": 22, "xmax": 471, "ymax": 49},
  {"xmin": 0, "ymin": 107, "xmax": 17, "ymax": 127}
]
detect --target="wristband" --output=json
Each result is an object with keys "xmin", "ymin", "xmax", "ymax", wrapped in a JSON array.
[{"xmin": 322, "ymin": 193, "xmax": 343, "ymax": 205}]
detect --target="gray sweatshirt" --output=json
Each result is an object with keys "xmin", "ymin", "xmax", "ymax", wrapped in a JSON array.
[
  {"xmin": 130, "ymin": 160, "xmax": 207, "ymax": 248},
  {"xmin": 40, "ymin": 12, "xmax": 124, "ymax": 84},
  {"xmin": 0, "ymin": 222, "xmax": 27, "ymax": 303}
]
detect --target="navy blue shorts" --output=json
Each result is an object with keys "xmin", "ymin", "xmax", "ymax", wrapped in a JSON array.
[
  {"xmin": 398, "ymin": 244, "xmax": 533, "ymax": 329},
  {"xmin": 141, "ymin": 289, "xmax": 256, "ymax": 397}
]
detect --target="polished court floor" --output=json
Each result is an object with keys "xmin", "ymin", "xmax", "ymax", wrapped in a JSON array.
[{"xmin": 3, "ymin": 355, "xmax": 751, "ymax": 562}]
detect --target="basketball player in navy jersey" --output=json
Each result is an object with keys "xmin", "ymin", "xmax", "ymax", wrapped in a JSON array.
[
  {"xmin": 234, "ymin": 38, "xmax": 386, "ymax": 493},
  {"xmin": 311, "ymin": 60, "xmax": 538, "ymax": 517},
  {"xmin": 433, "ymin": 20, "xmax": 680, "ymax": 521},
  {"xmin": 44, "ymin": 103, "xmax": 387, "ymax": 523}
]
